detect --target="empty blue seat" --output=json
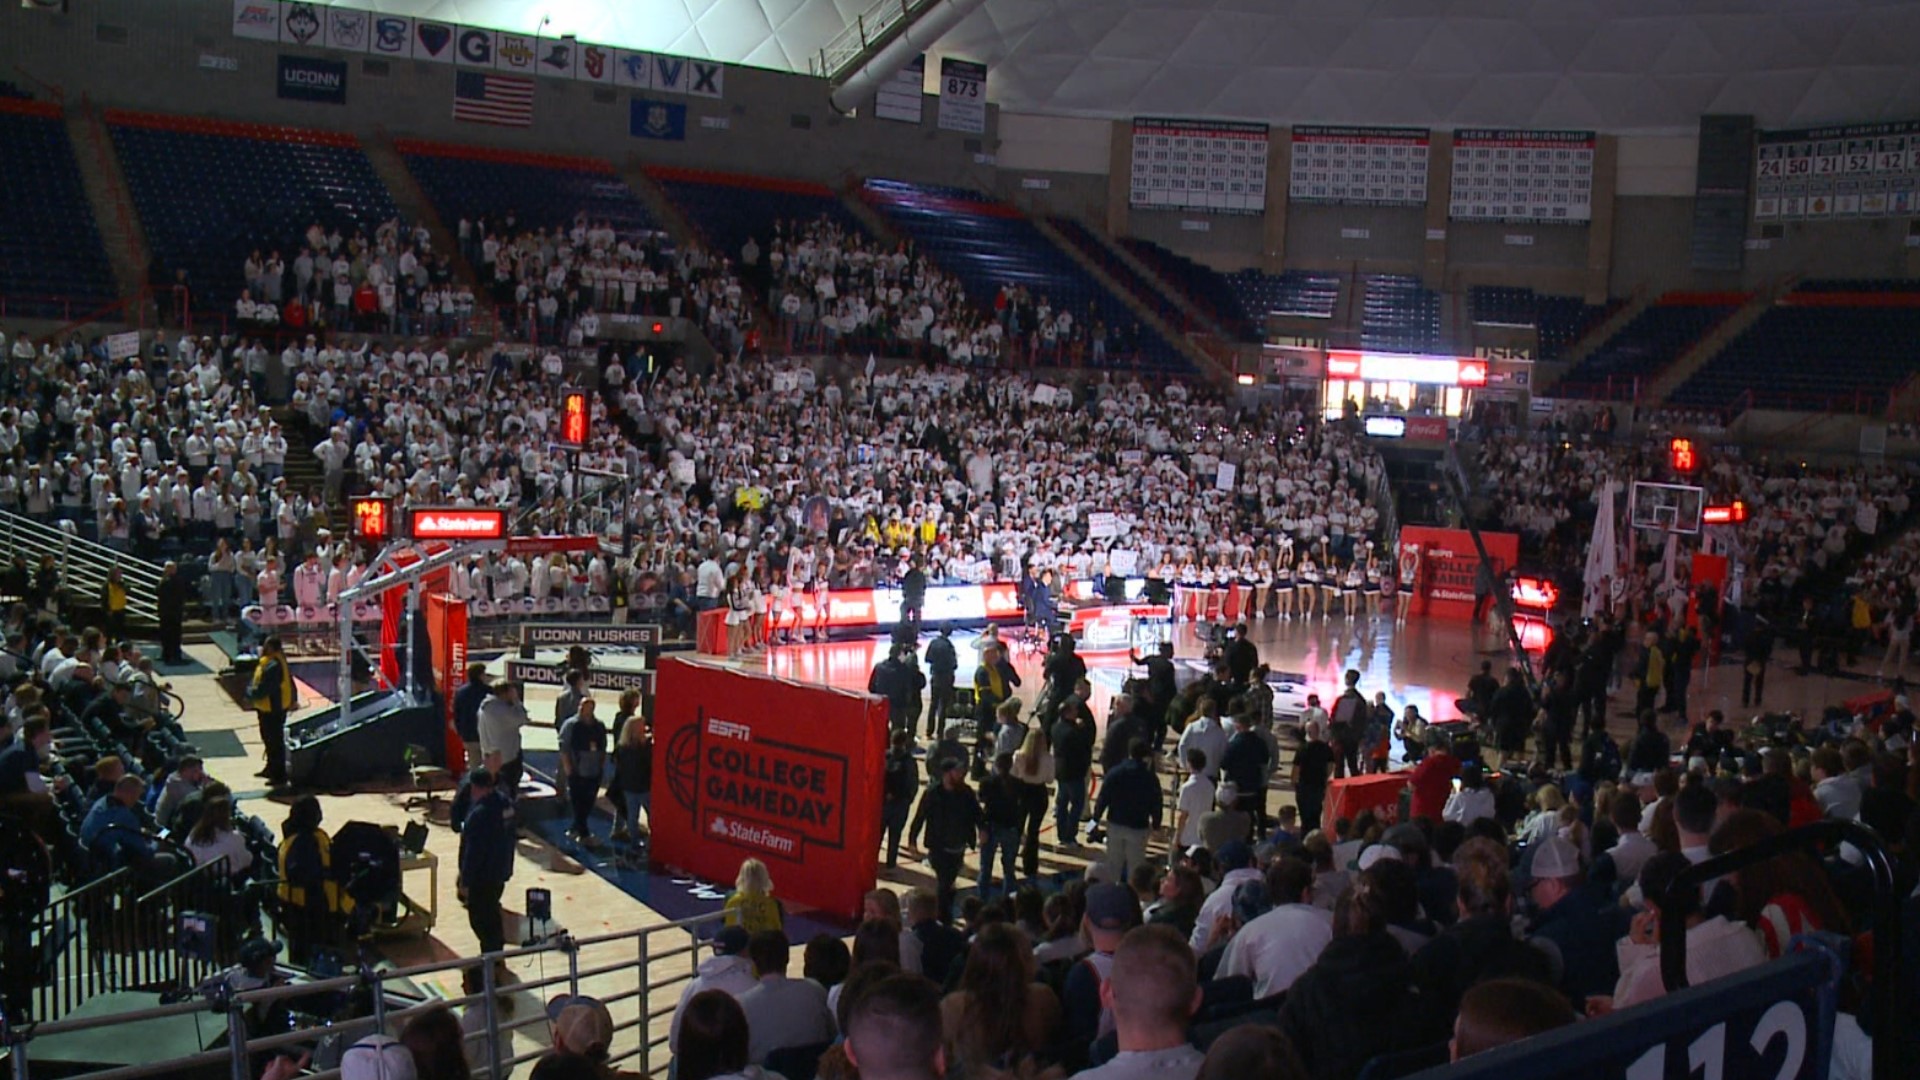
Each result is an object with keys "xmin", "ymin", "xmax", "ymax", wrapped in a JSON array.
[{"xmin": 0, "ymin": 106, "xmax": 115, "ymax": 313}]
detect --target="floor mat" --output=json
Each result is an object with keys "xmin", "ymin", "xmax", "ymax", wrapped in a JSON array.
[
  {"xmin": 136, "ymin": 646, "xmax": 214, "ymax": 676},
  {"xmin": 186, "ymin": 728, "xmax": 246, "ymax": 759}
]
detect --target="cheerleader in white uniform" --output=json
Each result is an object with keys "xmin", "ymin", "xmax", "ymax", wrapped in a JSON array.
[
  {"xmin": 1363, "ymin": 555, "xmax": 1383, "ymax": 617},
  {"xmin": 1274, "ymin": 553, "xmax": 1295, "ymax": 619},
  {"xmin": 1297, "ymin": 555, "xmax": 1319, "ymax": 619},
  {"xmin": 1177, "ymin": 558, "xmax": 1202, "ymax": 622},
  {"xmin": 1342, "ymin": 558, "xmax": 1364, "ymax": 619},
  {"xmin": 1396, "ymin": 542, "xmax": 1421, "ymax": 622},
  {"xmin": 1378, "ymin": 557, "xmax": 1398, "ymax": 618},
  {"xmin": 811, "ymin": 544, "xmax": 834, "ymax": 641},
  {"xmin": 769, "ymin": 565, "xmax": 794, "ymax": 644},
  {"xmin": 1251, "ymin": 549, "xmax": 1274, "ymax": 619},
  {"xmin": 1207, "ymin": 555, "xmax": 1232, "ymax": 622}
]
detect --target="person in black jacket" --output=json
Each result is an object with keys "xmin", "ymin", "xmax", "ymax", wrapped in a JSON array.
[
  {"xmin": 978, "ymin": 753, "xmax": 1024, "ymax": 898},
  {"xmin": 1741, "ymin": 618, "xmax": 1775, "ymax": 708},
  {"xmin": 1092, "ymin": 740, "xmax": 1163, "ymax": 882},
  {"xmin": 1219, "ymin": 712, "xmax": 1270, "ymax": 819},
  {"xmin": 452, "ymin": 665, "xmax": 491, "ymax": 772},
  {"xmin": 924, "ymin": 626, "xmax": 958, "ymax": 738},
  {"xmin": 1042, "ymin": 634, "xmax": 1088, "ymax": 708},
  {"xmin": 908, "ymin": 758, "xmax": 981, "ymax": 923},
  {"xmin": 1051, "ymin": 699, "xmax": 1096, "ymax": 845},
  {"xmin": 1408, "ymin": 837, "xmax": 1552, "ymax": 1033},
  {"xmin": 1624, "ymin": 711, "xmax": 1671, "ymax": 775},
  {"xmin": 900, "ymin": 557, "xmax": 928, "ymax": 631},
  {"xmin": 1131, "ymin": 642, "xmax": 1177, "ymax": 747},
  {"xmin": 1224, "ymin": 623, "xmax": 1259, "ymax": 688},
  {"xmin": 880, "ymin": 730, "xmax": 918, "ymax": 868},
  {"xmin": 1278, "ymin": 865, "xmax": 1430, "ymax": 1080},
  {"xmin": 1488, "ymin": 668, "xmax": 1535, "ymax": 768},
  {"xmin": 868, "ymin": 644, "xmax": 924, "ymax": 738},
  {"xmin": 906, "ymin": 886, "xmax": 967, "ymax": 986},
  {"xmin": 460, "ymin": 768, "xmax": 517, "ymax": 954},
  {"xmin": 156, "ymin": 561, "xmax": 187, "ymax": 665}
]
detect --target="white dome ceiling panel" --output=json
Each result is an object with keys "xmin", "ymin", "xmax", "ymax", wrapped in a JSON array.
[{"xmin": 356, "ymin": 0, "xmax": 1920, "ymax": 133}]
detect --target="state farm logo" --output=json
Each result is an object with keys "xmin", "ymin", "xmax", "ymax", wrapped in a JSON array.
[
  {"xmin": 409, "ymin": 508, "xmax": 504, "ymax": 539},
  {"xmin": 708, "ymin": 815, "xmax": 798, "ymax": 857}
]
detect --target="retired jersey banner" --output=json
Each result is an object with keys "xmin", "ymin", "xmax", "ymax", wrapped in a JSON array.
[
  {"xmin": 1290, "ymin": 125, "xmax": 1430, "ymax": 206},
  {"xmin": 652, "ymin": 657, "xmax": 886, "ymax": 919},
  {"xmin": 1755, "ymin": 118, "xmax": 1920, "ymax": 220},
  {"xmin": 1449, "ymin": 130, "xmax": 1595, "ymax": 223},
  {"xmin": 1397, "ymin": 525, "xmax": 1518, "ymax": 620}
]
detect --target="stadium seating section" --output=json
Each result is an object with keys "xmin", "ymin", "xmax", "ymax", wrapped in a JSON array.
[
  {"xmin": 1557, "ymin": 292, "xmax": 1742, "ymax": 400},
  {"xmin": 1670, "ymin": 283, "xmax": 1920, "ymax": 412},
  {"xmin": 1225, "ymin": 269, "xmax": 1342, "ymax": 321},
  {"xmin": 1046, "ymin": 218, "xmax": 1187, "ymax": 330},
  {"xmin": 1361, "ymin": 274, "xmax": 1443, "ymax": 353},
  {"xmin": 1117, "ymin": 238, "xmax": 1256, "ymax": 339},
  {"xmin": 861, "ymin": 179, "xmax": 1184, "ymax": 370},
  {"xmin": 397, "ymin": 139, "xmax": 654, "ymax": 237},
  {"xmin": 646, "ymin": 166, "xmax": 858, "ymax": 263},
  {"xmin": 0, "ymin": 100, "xmax": 117, "ymax": 318},
  {"xmin": 1468, "ymin": 285, "xmax": 1620, "ymax": 361},
  {"xmin": 107, "ymin": 110, "xmax": 396, "ymax": 313}
]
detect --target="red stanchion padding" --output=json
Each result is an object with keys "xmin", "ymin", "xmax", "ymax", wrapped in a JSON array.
[
  {"xmin": 696, "ymin": 609, "xmax": 729, "ymax": 655},
  {"xmin": 651, "ymin": 657, "xmax": 888, "ymax": 920}
]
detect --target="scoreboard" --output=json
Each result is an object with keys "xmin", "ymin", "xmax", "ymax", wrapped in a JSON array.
[
  {"xmin": 1128, "ymin": 117, "xmax": 1270, "ymax": 214},
  {"xmin": 1449, "ymin": 130, "xmax": 1595, "ymax": 223},
  {"xmin": 1754, "ymin": 119, "xmax": 1920, "ymax": 220},
  {"xmin": 1289, "ymin": 126, "xmax": 1430, "ymax": 207}
]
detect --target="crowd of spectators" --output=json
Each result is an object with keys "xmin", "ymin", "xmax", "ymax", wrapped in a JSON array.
[
  {"xmin": 760, "ymin": 216, "xmax": 980, "ymax": 363},
  {"xmin": 231, "ymin": 217, "xmax": 476, "ymax": 339}
]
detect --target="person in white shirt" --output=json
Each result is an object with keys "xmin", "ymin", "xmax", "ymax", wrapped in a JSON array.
[
  {"xmin": 1220, "ymin": 857, "xmax": 1333, "ymax": 999},
  {"xmin": 1075, "ymin": 925, "xmax": 1206, "ymax": 1080},
  {"xmin": 670, "ymin": 925, "xmax": 760, "ymax": 1053},
  {"xmin": 1175, "ymin": 705, "xmax": 1228, "ymax": 781},
  {"xmin": 737, "ymin": 931, "xmax": 835, "ymax": 1064},
  {"xmin": 1171, "ymin": 749, "xmax": 1215, "ymax": 859},
  {"xmin": 1189, "ymin": 842, "xmax": 1263, "ymax": 954}
]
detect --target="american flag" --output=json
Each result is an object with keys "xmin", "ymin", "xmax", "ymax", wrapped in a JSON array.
[{"xmin": 453, "ymin": 71, "xmax": 534, "ymax": 127}]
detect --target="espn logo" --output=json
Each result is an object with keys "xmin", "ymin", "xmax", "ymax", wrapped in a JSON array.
[{"xmin": 706, "ymin": 718, "xmax": 751, "ymax": 742}]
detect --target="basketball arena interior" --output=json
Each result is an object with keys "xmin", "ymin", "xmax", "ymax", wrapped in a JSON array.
[{"xmin": 0, "ymin": 1, "xmax": 1917, "ymax": 1078}]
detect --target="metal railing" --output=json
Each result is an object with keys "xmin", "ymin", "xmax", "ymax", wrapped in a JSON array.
[
  {"xmin": 1, "ymin": 908, "xmax": 728, "ymax": 1080},
  {"xmin": 810, "ymin": 0, "xmax": 924, "ymax": 78},
  {"xmin": 0, "ymin": 508, "xmax": 163, "ymax": 623}
]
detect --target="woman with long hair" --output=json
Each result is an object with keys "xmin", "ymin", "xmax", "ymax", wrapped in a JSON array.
[
  {"xmin": 940, "ymin": 923, "xmax": 1061, "ymax": 1078},
  {"xmin": 722, "ymin": 858, "xmax": 783, "ymax": 935},
  {"xmin": 1010, "ymin": 721, "xmax": 1055, "ymax": 885},
  {"xmin": 724, "ymin": 568, "xmax": 753, "ymax": 656},
  {"xmin": 1146, "ymin": 864, "xmax": 1205, "ymax": 939},
  {"xmin": 614, "ymin": 700, "xmax": 652, "ymax": 856},
  {"xmin": 400, "ymin": 1004, "xmax": 471, "ymax": 1080},
  {"xmin": 1708, "ymin": 808, "xmax": 1850, "ymax": 957},
  {"xmin": 677, "ymin": 990, "xmax": 766, "ymax": 1080},
  {"xmin": 186, "ymin": 796, "xmax": 254, "ymax": 878}
]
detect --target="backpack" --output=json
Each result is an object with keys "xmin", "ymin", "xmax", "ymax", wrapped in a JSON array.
[{"xmin": 885, "ymin": 752, "xmax": 918, "ymax": 803}]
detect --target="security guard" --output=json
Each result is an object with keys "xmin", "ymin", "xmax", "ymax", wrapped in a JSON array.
[
  {"xmin": 277, "ymin": 795, "xmax": 349, "ymax": 963},
  {"xmin": 249, "ymin": 635, "xmax": 296, "ymax": 788},
  {"xmin": 460, "ymin": 767, "xmax": 517, "ymax": 955}
]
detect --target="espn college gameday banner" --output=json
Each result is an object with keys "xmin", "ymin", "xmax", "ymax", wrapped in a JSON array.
[
  {"xmin": 1398, "ymin": 526, "xmax": 1519, "ymax": 620},
  {"xmin": 1129, "ymin": 117, "xmax": 1270, "ymax": 214},
  {"xmin": 424, "ymin": 592, "xmax": 468, "ymax": 766},
  {"xmin": 1754, "ymin": 119, "xmax": 1920, "ymax": 220},
  {"xmin": 1449, "ymin": 130, "xmax": 1595, "ymax": 223},
  {"xmin": 1289, "ymin": 126, "xmax": 1430, "ymax": 206},
  {"xmin": 652, "ymin": 657, "xmax": 887, "ymax": 919}
]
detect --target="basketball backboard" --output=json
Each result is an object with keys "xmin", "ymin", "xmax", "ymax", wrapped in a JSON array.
[{"xmin": 1629, "ymin": 481, "xmax": 1705, "ymax": 535}]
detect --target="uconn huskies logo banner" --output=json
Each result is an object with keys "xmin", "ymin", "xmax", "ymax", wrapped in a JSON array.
[{"xmin": 277, "ymin": 54, "xmax": 347, "ymax": 104}]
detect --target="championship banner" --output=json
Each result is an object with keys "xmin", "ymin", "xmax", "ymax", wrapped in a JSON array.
[
  {"xmin": 1449, "ymin": 130, "xmax": 1595, "ymax": 223},
  {"xmin": 1129, "ymin": 117, "xmax": 1270, "ymax": 214},
  {"xmin": 1289, "ymin": 125, "xmax": 1430, "ymax": 206},
  {"xmin": 652, "ymin": 657, "xmax": 886, "ymax": 919},
  {"xmin": 1754, "ymin": 118, "xmax": 1920, "ymax": 220},
  {"xmin": 1397, "ymin": 525, "xmax": 1518, "ymax": 620},
  {"xmin": 424, "ymin": 592, "xmax": 467, "ymax": 766}
]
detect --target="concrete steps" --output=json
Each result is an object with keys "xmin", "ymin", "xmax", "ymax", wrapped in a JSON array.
[
  {"xmin": 65, "ymin": 98, "xmax": 151, "ymax": 313},
  {"xmin": 1644, "ymin": 280, "xmax": 1795, "ymax": 405},
  {"xmin": 1029, "ymin": 215, "xmax": 1231, "ymax": 382}
]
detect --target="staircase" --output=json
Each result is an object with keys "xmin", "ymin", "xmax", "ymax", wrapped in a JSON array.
[
  {"xmin": 1079, "ymin": 223, "xmax": 1238, "ymax": 341},
  {"xmin": 361, "ymin": 130, "xmax": 465, "ymax": 282},
  {"xmin": 0, "ymin": 510, "xmax": 164, "ymax": 626},
  {"xmin": 1644, "ymin": 283, "xmax": 1793, "ymax": 405},
  {"xmin": 276, "ymin": 410, "xmax": 338, "ymax": 527},
  {"xmin": 1028, "ymin": 216, "xmax": 1231, "ymax": 382},
  {"xmin": 625, "ymin": 163, "xmax": 778, "ymax": 358},
  {"xmin": 837, "ymin": 179, "xmax": 905, "ymax": 248},
  {"xmin": 65, "ymin": 97, "xmax": 151, "ymax": 314},
  {"xmin": 1534, "ymin": 287, "xmax": 1654, "ymax": 393}
]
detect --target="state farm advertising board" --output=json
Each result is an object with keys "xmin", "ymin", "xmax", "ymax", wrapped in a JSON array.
[
  {"xmin": 1398, "ymin": 525, "xmax": 1518, "ymax": 620},
  {"xmin": 789, "ymin": 582, "xmax": 1021, "ymax": 629},
  {"xmin": 651, "ymin": 657, "xmax": 887, "ymax": 919}
]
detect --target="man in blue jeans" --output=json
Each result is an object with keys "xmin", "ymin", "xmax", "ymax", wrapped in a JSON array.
[
  {"xmin": 1051, "ymin": 700, "xmax": 1096, "ymax": 845},
  {"xmin": 978, "ymin": 753, "xmax": 1023, "ymax": 897}
]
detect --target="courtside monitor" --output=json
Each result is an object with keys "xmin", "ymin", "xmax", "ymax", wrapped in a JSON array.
[{"xmin": 1630, "ymin": 481, "xmax": 1705, "ymax": 535}]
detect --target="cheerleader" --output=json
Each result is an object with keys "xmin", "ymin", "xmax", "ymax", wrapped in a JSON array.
[
  {"xmin": 1320, "ymin": 543, "xmax": 1342, "ymax": 615},
  {"xmin": 744, "ymin": 567, "xmax": 768, "ymax": 653},
  {"xmin": 1153, "ymin": 556, "xmax": 1178, "ymax": 613},
  {"xmin": 769, "ymin": 565, "xmax": 794, "ymax": 645},
  {"xmin": 1342, "ymin": 558, "xmax": 1364, "ymax": 619},
  {"xmin": 1362, "ymin": 555, "xmax": 1382, "ymax": 617},
  {"xmin": 1250, "ymin": 551, "xmax": 1271, "ymax": 620},
  {"xmin": 1176, "ymin": 556, "xmax": 1202, "ymax": 622},
  {"xmin": 1396, "ymin": 542, "xmax": 1420, "ymax": 622},
  {"xmin": 1378, "ymin": 557, "xmax": 1399, "ymax": 620},
  {"xmin": 1207, "ymin": 554, "xmax": 1232, "ymax": 622},
  {"xmin": 725, "ymin": 568, "xmax": 754, "ymax": 656},
  {"xmin": 1274, "ymin": 553, "xmax": 1295, "ymax": 619},
  {"xmin": 810, "ymin": 542, "xmax": 833, "ymax": 642},
  {"xmin": 1297, "ymin": 554, "xmax": 1319, "ymax": 618}
]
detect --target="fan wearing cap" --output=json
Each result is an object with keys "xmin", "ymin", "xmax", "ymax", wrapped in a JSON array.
[
  {"xmin": 670, "ymin": 926, "xmax": 759, "ymax": 1054},
  {"xmin": 1219, "ymin": 857, "xmax": 1332, "ymax": 1000},
  {"xmin": 546, "ymin": 994, "xmax": 640, "ymax": 1077},
  {"xmin": 1522, "ymin": 835, "xmax": 1625, "ymax": 1006}
]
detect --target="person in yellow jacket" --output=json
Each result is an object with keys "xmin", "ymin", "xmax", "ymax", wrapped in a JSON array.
[
  {"xmin": 277, "ymin": 795, "xmax": 350, "ymax": 963},
  {"xmin": 249, "ymin": 635, "xmax": 296, "ymax": 787},
  {"xmin": 1633, "ymin": 630, "xmax": 1665, "ymax": 715},
  {"xmin": 721, "ymin": 857, "xmax": 783, "ymax": 936}
]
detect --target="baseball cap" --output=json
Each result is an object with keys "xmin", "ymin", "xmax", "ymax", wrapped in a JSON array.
[
  {"xmin": 712, "ymin": 925, "xmax": 751, "ymax": 955},
  {"xmin": 1216, "ymin": 840, "xmax": 1254, "ymax": 870},
  {"xmin": 1357, "ymin": 843, "xmax": 1401, "ymax": 872},
  {"xmin": 937, "ymin": 756, "xmax": 964, "ymax": 774},
  {"xmin": 552, "ymin": 999, "xmax": 614, "ymax": 1058},
  {"xmin": 340, "ymin": 1034, "xmax": 417, "ymax": 1080},
  {"xmin": 1530, "ymin": 836, "xmax": 1581, "ymax": 880},
  {"xmin": 1085, "ymin": 883, "xmax": 1140, "ymax": 931}
]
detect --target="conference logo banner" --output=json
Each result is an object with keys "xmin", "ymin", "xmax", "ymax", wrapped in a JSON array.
[
  {"xmin": 277, "ymin": 54, "xmax": 347, "ymax": 104},
  {"xmin": 653, "ymin": 658, "xmax": 885, "ymax": 918},
  {"xmin": 231, "ymin": 0, "xmax": 279, "ymax": 40},
  {"xmin": 231, "ymin": 3, "xmax": 725, "ymax": 97}
]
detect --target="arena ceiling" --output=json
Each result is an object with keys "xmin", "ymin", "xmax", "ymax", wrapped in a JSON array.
[{"xmin": 365, "ymin": 0, "xmax": 1920, "ymax": 133}]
